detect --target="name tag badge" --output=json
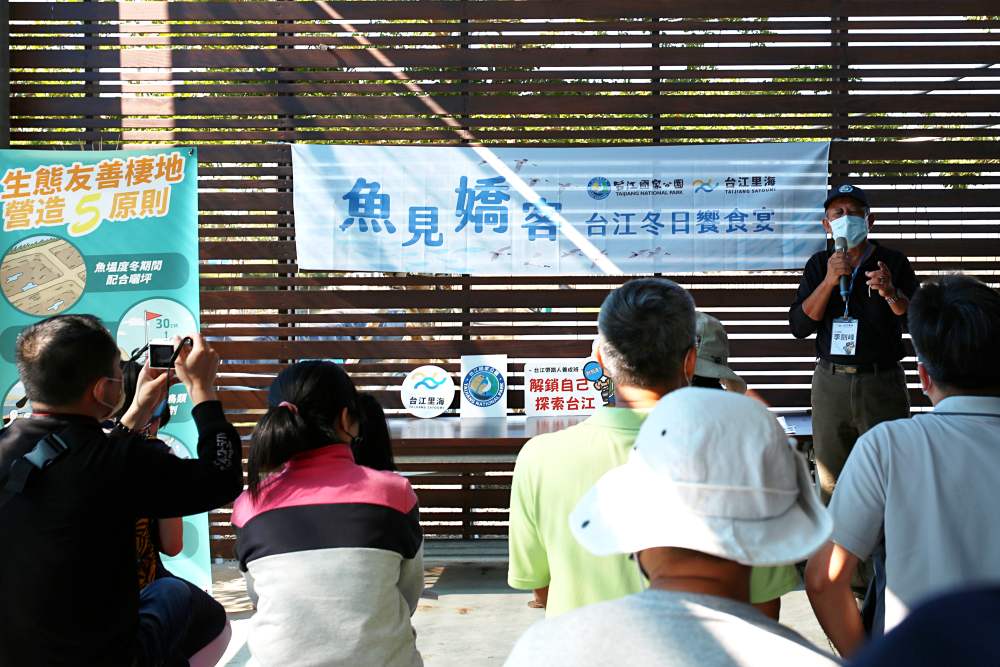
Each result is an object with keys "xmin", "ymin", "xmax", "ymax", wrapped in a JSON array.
[{"xmin": 831, "ymin": 317, "xmax": 859, "ymax": 356}]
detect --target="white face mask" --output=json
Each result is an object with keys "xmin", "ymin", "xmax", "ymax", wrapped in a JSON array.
[
  {"xmin": 829, "ymin": 215, "xmax": 869, "ymax": 249},
  {"xmin": 94, "ymin": 377, "xmax": 125, "ymax": 420}
]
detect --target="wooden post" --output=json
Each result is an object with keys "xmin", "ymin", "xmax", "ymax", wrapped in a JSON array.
[
  {"xmin": 277, "ymin": 3, "xmax": 295, "ymax": 361},
  {"xmin": 0, "ymin": 0, "xmax": 10, "ymax": 148},
  {"xmin": 831, "ymin": 4, "xmax": 850, "ymax": 188},
  {"xmin": 651, "ymin": 16, "xmax": 662, "ymax": 145}
]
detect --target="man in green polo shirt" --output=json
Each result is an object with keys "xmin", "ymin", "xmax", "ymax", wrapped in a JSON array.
[{"xmin": 508, "ymin": 279, "xmax": 799, "ymax": 618}]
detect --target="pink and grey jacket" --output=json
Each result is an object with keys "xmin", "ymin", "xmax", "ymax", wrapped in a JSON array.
[{"xmin": 232, "ymin": 444, "xmax": 423, "ymax": 667}]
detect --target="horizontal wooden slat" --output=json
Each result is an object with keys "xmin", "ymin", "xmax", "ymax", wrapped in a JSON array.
[
  {"xmin": 11, "ymin": 115, "xmax": 1000, "ymax": 132},
  {"xmin": 11, "ymin": 80, "xmax": 1000, "ymax": 97},
  {"xmin": 197, "ymin": 237, "xmax": 1000, "ymax": 266},
  {"xmin": 22, "ymin": 139, "xmax": 1000, "ymax": 159},
  {"xmin": 12, "ymin": 68, "xmax": 1000, "ymax": 86},
  {"xmin": 11, "ymin": 1, "xmax": 999, "ymax": 21},
  {"xmin": 414, "ymin": 488, "xmax": 512, "ymax": 509},
  {"xmin": 14, "ymin": 91, "xmax": 1000, "ymax": 117},
  {"xmin": 11, "ymin": 18, "xmax": 1000, "ymax": 36},
  {"xmin": 218, "ymin": 382, "xmax": 925, "ymax": 412},
  {"xmin": 16, "ymin": 128, "xmax": 1000, "ymax": 143}
]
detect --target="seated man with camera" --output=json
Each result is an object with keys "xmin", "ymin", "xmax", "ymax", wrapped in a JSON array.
[{"xmin": 0, "ymin": 314, "xmax": 243, "ymax": 666}]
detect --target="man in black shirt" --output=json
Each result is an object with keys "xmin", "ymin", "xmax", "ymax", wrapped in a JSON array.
[
  {"xmin": 789, "ymin": 184, "xmax": 918, "ymax": 503},
  {"xmin": 0, "ymin": 315, "xmax": 242, "ymax": 666}
]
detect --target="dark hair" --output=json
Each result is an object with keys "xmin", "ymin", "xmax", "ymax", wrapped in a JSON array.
[
  {"xmin": 909, "ymin": 275, "xmax": 1000, "ymax": 391},
  {"xmin": 691, "ymin": 375, "xmax": 724, "ymax": 390},
  {"xmin": 353, "ymin": 393, "xmax": 396, "ymax": 472},
  {"xmin": 15, "ymin": 314, "xmax": 119, "ymax": 406},
  {"xmin": 597, "ymin": 278, "xmax": 697, "ymax": 389},
  {"xmin": 248, "ymin": 361, "xmax": 360, "ymax": 497},
  {"xmin": 114, "ymin": 359, "xmax": 171, "ymax": 429}
]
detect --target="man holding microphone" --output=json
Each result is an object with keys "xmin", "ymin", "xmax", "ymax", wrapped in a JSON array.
[{"xmin": 789, "ymin": 184, "xmax": 918, "ymax": 503}]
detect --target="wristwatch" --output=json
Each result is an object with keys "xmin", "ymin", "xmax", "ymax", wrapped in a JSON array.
[{"xmin": 884, "ymin": 288, "xmax": 899, "ymax": 305}]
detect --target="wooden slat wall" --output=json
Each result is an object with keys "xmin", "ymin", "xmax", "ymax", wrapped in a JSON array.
[{"xmin": 8, "ymin": 1, "xmax": 1000, "ymax": 555}]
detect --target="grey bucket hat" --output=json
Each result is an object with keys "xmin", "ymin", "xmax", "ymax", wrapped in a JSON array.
[{"xmin": 694, "ymin": 312, "xmax": 747, "ymax": 394}]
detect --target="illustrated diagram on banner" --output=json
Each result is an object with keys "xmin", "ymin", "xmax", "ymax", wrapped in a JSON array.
[
  {"xmin": 460, "ymin": 355, "xmax": 507, "ymax": 418},
  {"xmin": 116, "ymin": 298, "xmax": 197, "ymax": 359},
  {"xmin": 1, "ymin": 235, "xmax": 86, "ymax": 316},
  {"xmin": 401, "ymin": 365, "xmax": 455, "ymax": 419},
  {"xmin": 2, "ymin": 381, "xmax": 29, "ymax": 425}
]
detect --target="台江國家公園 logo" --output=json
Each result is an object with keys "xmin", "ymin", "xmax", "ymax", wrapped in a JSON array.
[
  {"xmin": 692, "ymin": 178, "xmax": 719, "ymax": 193},
  {"xmin": 587, "ymin": 177, "xmax": 612, "ymax": 200},
  {"xmin": 462, "ymin": 365, "xmax": 506, "ymax": 407}
]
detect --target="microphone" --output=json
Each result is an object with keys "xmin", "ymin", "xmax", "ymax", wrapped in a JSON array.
[{"xmin": 835, "ymin": 236, "xmax": 849, "ymax": 301}]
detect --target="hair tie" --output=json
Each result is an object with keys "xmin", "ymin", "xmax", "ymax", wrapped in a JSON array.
[{"xmin": 278, "ymin": 401, "xmax": 299, "ymax": 415}]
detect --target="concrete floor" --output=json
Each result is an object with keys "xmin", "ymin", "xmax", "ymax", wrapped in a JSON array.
[{"xmin": 213, "ymin": 556, "xmax": 834, "ymax": 666}]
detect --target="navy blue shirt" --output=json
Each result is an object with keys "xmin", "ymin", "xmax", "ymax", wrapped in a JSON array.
[
  {"xmin": 788, "ymin": 241, "xmax": 918, "ymax": 365},
  {"xmin": 850, "ymin": 586, "xmax": 1000, "ymax": 667}
]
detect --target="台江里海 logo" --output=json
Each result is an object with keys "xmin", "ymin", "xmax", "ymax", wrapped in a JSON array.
[
  {"xmin": 692, "ymin": 178, "xmax": 719, "ymax": 193},
  {"xmin": 462, "ymin": 365, "xmax": 506, "ymax": 407},
  {"xmin": 587, "ymin": 177, "xmax": 612, "ymax": 200},
  {"xmin": 402, "ymin": 365, "xmax": 455, "ymax": 419},
  {"xmin": 413, "ymin": 372, "xmax": 448, "ymax": 390}
]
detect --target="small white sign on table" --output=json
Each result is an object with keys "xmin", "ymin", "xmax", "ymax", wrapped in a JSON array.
[
  {"xmin": 460, "ymin": 354, "xmax": 508, "ymax": 418},
  {"xmin": 524, "ymin": 359, "xmax": 610, "ymax": 417},
  {"xmin": 400, "ymin": 365, "xmax": 455, "ymax": 419}
]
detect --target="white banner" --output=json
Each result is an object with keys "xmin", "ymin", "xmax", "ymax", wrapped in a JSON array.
[{"xmin": 292, "ymin": 142, "xmax": 830, "ymax": 275}]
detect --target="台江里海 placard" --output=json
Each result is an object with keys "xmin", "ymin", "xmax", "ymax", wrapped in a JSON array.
[{"xmin": 401, "ymin": 365, "xmax": 455, "ymax": 418}]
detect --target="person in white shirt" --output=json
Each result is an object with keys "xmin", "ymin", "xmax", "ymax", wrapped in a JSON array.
[
  {"xmin": 506, "ymin": 388, "xmax": 838, "ymax": 667},
  {"xmin": 806, "ymin": 275, "xmax": 1000, "ymax": 657}
]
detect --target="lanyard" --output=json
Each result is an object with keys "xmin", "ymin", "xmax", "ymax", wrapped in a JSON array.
[{"xmin": 842, "ymin": 245, "xmax": 875, "ymax": 319}]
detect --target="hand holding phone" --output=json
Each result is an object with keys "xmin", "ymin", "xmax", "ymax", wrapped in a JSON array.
[{"xmin": 171, "ymin": 333, "xmax": 219, "ymax": 405}]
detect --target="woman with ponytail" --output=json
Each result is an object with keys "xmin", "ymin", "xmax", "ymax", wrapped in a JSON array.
[{"xmin": 232, "ymin": 361, "xmax": 424, "ymax": 667}]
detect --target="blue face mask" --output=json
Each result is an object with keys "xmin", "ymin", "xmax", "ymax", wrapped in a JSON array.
[{"xmin": 829, "ymin": 215, "xmax": 869, "ymax": 248}]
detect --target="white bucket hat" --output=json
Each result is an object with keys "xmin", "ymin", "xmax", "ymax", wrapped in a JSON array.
[
  {"xmin": 570, "ymin": 387, "xmax": 831, "ymax": 566},
  {"xmin": 694, "ymin": 312, "xmax": 747, "ymax": 394}
]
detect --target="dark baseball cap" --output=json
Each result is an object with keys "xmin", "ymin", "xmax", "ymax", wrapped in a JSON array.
[{"xmin": 823, "ymin": 183, "xmax": 870, "ymax": 210}]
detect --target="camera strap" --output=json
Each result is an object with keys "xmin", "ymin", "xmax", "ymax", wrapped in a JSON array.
[{"xmin": 0, "ymin": 425, "xmax": 88, "ymax": 511}]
